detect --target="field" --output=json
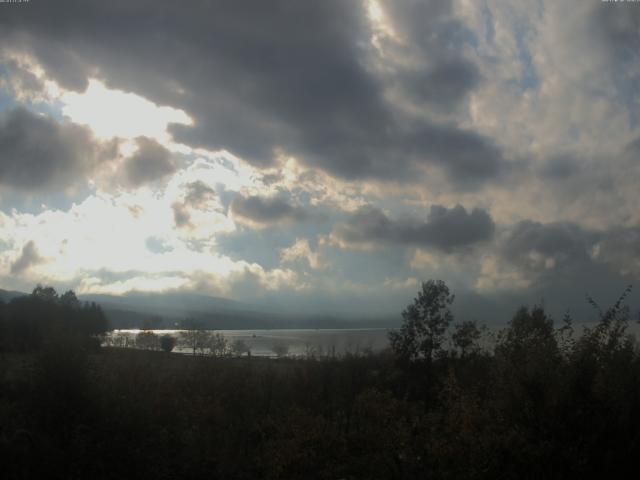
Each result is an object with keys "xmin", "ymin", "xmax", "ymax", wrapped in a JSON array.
[
  {"xmin": 3, "ymin": 319, "xmax": 640, "ymax": 480},
  {"xmin": 3, "ymin": 286, "xmax": 640, "ymax": 479}
]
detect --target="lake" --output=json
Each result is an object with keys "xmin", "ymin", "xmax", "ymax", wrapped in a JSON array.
[{"xmin": 105, "ymin": 328, "xmax": 392, "ymax": 357}]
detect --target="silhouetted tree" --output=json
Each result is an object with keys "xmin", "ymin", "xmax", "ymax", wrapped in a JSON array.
[
  {"xmin": 231, "ymin": 338, "xmax": 250, "ymax": 357},
  {"xmin": 59, "ymin": 290, "xmax": 80, "ymax": 309},
  {"xmin": 160, "ymin": 334, "xmax": 177, "ymax": 353},
  {"xmin": 495, "ymin": 305, "xmax": 558, "ymax": 363},
  {"xmin": 272, "ymin": 341, "xmax": 289, "ymax": 358},
  {"xmin": 179, "ymin": 319, "xmax": 217, "ymax": 355},
  {"xmin": 208, "ymin": 332, "xmax": 230, "ymax": 357},
  {"xmin": 136, "ymin": 331, "xmax": 160, "ymax": 350},
  {"xmin": 0, "ymin": 285, "xmax": 108, "ymax": 351},
  {"xmin": 388, "ymin": 280, "xmax": 454, "ymax": 363},
  {"xmin": 452, "ymin": 320, "xmax": 483, "ymax": 357},
  {"xmin": 32, "ymin": 285, "xmax": 58, "ymax": 303}
]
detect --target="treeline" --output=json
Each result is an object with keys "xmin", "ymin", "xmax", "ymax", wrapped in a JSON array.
[
  {"xmin": 2, "ymin": 281, "xmax": 640, "ymax": 478},
  {"xmin": 115, "ymin": 327, "xmax": 234, "ymax": 356},
  {"xmin": 0, "ymin": 285, "xmax": 108, "ymax": 352}
]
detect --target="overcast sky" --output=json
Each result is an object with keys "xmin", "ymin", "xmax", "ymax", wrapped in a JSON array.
[{"xmin": 0, "ymin": 0, "xmax": 639, "ymax": 322}]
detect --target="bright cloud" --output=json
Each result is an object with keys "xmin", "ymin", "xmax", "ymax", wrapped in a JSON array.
[
  {"xmin": 61, "ymin": 79, "xmax": 192, "ymax": 142},
  {"xmin": 0, "ymin": 0, "xmax": 639, "ymax": 320}
]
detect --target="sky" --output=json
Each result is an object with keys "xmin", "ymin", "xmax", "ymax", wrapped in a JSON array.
[{"xmin": 0, "ymin": 0, "xmax": 639, "ymax": 322}]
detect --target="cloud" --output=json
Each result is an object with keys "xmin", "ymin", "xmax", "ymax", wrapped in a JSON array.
[
  {"xmin": 0, "ymin": 107, "xmax": 114, "ymax": 192},
  {"xmin": 145, "ymin": 236, "xmax": 173, "ymax": 254},
  {"xmin": 171, "ymin": 202, "xmax": 191, "ymax": 229},
  {"xmin": 332, "ymin": 204, "xmax": 495, "ymax": 251},
  {"xmin": 230, "ymin": 194, "xmax": 309, "ymax": 228},
  {"xmin": 480, "ymin": 220, "xmax": 640, "ymax": 295},
  {"xmin": 167, "ymin": 178, "xmax": 229, "ymax": 234},
  {"xmin": 0, "ymin": 0, "xmax": 506, "ymax": 190},
  {"xmin": 10, "ymin": 240, "xmax": 44, "ymax": 275},
  {"xmin": 592, "ymin": 227, "xmax": 640, "ymax": 279},
  {"xmin": 591, "ymin": 3, "xmax": 640, "ymax": 70},
  {"xmin": 0, "ymin": 55, "xmax": 46, "ymax": 102},
  {"xmin": 121, "ymin": 136, "xmax": 175, "ymax": 187},
  {"xmin": 400, "ymin": 60, "xmax": 481, "ymax": 109},
  {"xmin": 280, "ymin": 238, "xmax": 326, "ymax": 270},
  {"xmin": 375, "ymin": 0, "xmax": 482, "ymax": 110},
  {"xmin": 1, "ymin": 1, "xmax": 640, "ymax": 321},
  {"xmin": 184, "ymin": 180, "xmax": 216, "ymax": 208},
  {"xmin": 502, "ymin": 220, "xmax": 596, "ymax": 273}
]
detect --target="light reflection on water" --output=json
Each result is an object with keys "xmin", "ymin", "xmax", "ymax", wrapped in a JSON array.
[
  {"xmin": 104, "ymin": 328, "xmax": 392, "ymax": 357},
  {"xmin": 105, "ymin": 321, "xmax": 636, "ymax": 357}
]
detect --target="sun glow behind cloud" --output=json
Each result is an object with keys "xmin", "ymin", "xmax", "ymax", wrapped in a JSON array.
[
  {"xmin": 1, "ymin": 191, "xmax": 271, "ymax": 293},
  {"xmin": 61, "ymin": 79, "xmax": 192, "ymax": 142},
  {"xmin": 1, "ymin": 0, "xmax": 639, "ymax": 318}
]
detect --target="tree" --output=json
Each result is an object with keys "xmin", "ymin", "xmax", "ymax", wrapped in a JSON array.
[
  {"xmin": 136, "ymin": 331, "xmax": 160, "ymax": 350},
  {"xmin": 208, "ymin": 332, "xmax": 230, "ymax": 357},
  {"xmin": 60, "ymin": 290, "xmax": 81, "ymax": 309},
  {"xmin": 388, "ymin": 280, "xmax": 454, "ymax": 363},
  {"xmin": 452, "ymin": 320, "xmax": 483, "ymax": 358},
  {"xmin": 32, "ymin": 285, "xmax": 58, "ymax": 302},
  {"xmin": 179, "ymin": 320, "xmax": 211, "ymax": 355},
  {"xmin": 272, "ymin": 341, "xmax": 289, "ymax": 358},
  {"xmin": 0, "ymin": 285, "xmax": 108, "ymax": 351},
  {"xmin": 178, "ymin": 319, "xmax": 229, "ymax": 356},
  {"xmin": 495, "ymin": 305, "xmax": 557, "ymax": 363},
  {"xmin": 231, "ymin": 338, "xmax": 250, "ymax": 357},
  {"xmin": 160, "ymin": 334, "xmax": 177, "ymax": 353}
]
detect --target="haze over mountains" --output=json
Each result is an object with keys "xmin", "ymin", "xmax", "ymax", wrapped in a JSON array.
[
  {"xmin": 0, "ymin": 288, "xmax": 397, "ymax": 330},
  {"xmin": 0, "ymin": 289, "xmax": 24, "ymax": 304}
]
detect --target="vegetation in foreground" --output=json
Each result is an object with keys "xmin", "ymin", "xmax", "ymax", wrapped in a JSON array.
[{"xmin": 1, "ymin": 281, "xmax": 640, "ymax": 479}]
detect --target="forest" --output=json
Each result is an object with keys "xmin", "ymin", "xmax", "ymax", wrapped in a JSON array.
[{"xmin": 1, "ymin": 281, "xmax": 640, "ymax": 479}]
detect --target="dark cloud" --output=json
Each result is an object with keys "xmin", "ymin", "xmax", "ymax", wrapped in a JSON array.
[
  {"xmin": 379, "ymin": 0, "xmax": 481, "ymax": 109},
  {"xmin": 333, "ymin": 204, "xmax": 495, "ymax": 251},
  {"xmin": 184, "ymin": 181, "xmax": 216, "ymax": 208},
  {"xmin": 502, "ymin": 220, "xmax": 596, "ymax": 273},
  {"xmin": 416, "ymin": 205, "xmax": 495, "ymax": 250},
  {"xmin": 529, "ymin": 146, "xmax": 640, "ymax": 234},
  {"xmin": 10, "ymin": 240, "xmax": 44, "ymax": 274},
  {"xmin": 502, "ymin": 220, "xmax": 640, "ymax": 283},
  {"xmin": 539, "ymin": 154, "xmax": 583, "ymax": 181},
  {"xmin": 405, "ymin": 123, "xmax": 504, "ymax": 184},
  {"xmin": 122, "ymin": 137, "xmax": 174, "ymax": 187},
  {"xmin": 625, "ymin": 136, "xmax": 640, "ymax": 157},
  {"xmin": 171, "ymin": 202, "xmax": 191, "ymax": 229},
  {"xmin": 0, "ymin": 107, "xmax": 113, "ymax": 192},
  {"xmin": 0, "ymin": 57, "xmax": 46, "ymax": 100},
  {"xmin": 168, "ymin": 181, "xmax": 217, "ymax": 230},
  {"xmin": 493, "ymin": 219, "xmax": 640, "ymax": 321},
  {"xmin": 592, "ymin": 3, "xmax": 640, "ymax": 61},
  {"xmin": 593, "ymin": 227, "xmax": 640, "ymax": 280},
  {"xmin": 0, "ymin": 0, "xmax": 504, "ymax": 189},
  {"xmin": 230, "ymin": 194, "xmax": 309, "ymax": 226},
  {"xmin": 401, "ymin": 61, "xmax": 481, "ymax": 109},
  {"xmin": 590, "ymin": 3, "xmax": 640, "ymax": 108}
]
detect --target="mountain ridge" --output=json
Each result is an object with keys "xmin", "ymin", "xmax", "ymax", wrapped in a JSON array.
[{"xmin": 0, "ymin": 288, "xmax": 398, "ymax": 329}]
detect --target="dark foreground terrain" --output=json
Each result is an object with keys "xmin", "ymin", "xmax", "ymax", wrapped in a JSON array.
[
  {"xmin": 2, "ymin": 283, "xmax": 640, "ymax": 479},
  {"xmin": 2, "ymin": 329, "xmax": 640, "ymax": 479}
]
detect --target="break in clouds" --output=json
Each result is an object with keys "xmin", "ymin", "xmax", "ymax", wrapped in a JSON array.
[{"xmin": 0, "ymin": 0, "xmax": 639, "ymax": 320}]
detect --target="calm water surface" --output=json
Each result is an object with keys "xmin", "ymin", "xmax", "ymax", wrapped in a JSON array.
[{"xmin": 106, "ymin": 328, "xmax": 391, "ymax": 357}]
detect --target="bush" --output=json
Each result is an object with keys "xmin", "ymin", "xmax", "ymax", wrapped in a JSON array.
[{"xmin": 160, "ymin": 334, "xmax": 177, "ymax": 353}]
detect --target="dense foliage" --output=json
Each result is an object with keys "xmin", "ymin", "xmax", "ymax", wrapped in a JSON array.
[
  {"xmin": 0, "ymin": 285, "xmax": 108, "ymax": 352},
  {"xmin": 1, "ymin": 281, "xmax": 640, "ymax": 479}
]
